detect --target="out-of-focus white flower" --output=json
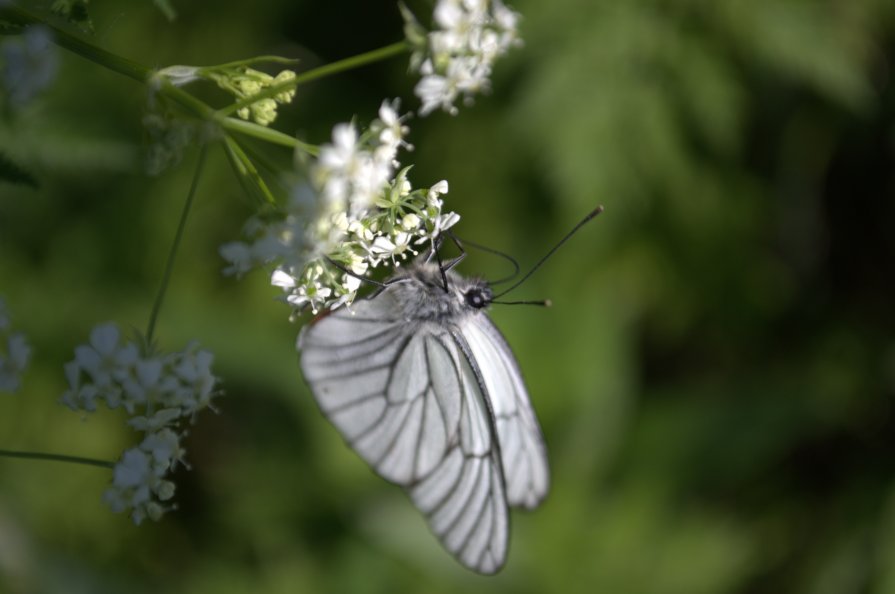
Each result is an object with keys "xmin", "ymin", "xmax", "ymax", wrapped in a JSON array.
[
  {"xmin": 169, "ymin": 344, "xmax": 217, "ymax": 414},
  {"xmin": 403, "ymin": 0, "xmax": 522, "ymax": 116},
  {"xmin": 372, "ymin": 99, "xmax": 413, "ymax": 166},
  {"xmin": 220, "ymin": 99, "xmax": 460, "ymax": 314},
  {"xmin": 128, "ymin": 408, "xmax": 182, "ymax": 432},
  {"xmin": 102, "ymin": 428, "xmax": 184, "ymax": 525},
  {"xmin": 143, "ymin": 111, "xmax": 196, "ymax": 176},
  {"xmin": 62, "ymin": 322, "xmax": 219, "ymax": 524},
  {"xmin": 1, "ymin": 25, "xmax": 58, "ymax": 108},
  {"xmin": 0, "ymin": 298, "xmax": 31, "ymax": 394},
  {"xmin": 315, "ymin": 121, "xmax": 391, "ymax": 214}
]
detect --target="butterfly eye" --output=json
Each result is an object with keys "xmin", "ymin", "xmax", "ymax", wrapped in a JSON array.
[{"xmin": 465, "ymin": 289, "xmax": 488, "ymax": 309}]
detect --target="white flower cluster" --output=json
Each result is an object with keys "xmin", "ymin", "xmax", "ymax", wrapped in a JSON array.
[
  {"xmin": 220, "ymin": 99, "xmax": 460, "ymax": 314},
  {"xmin": 61, "ymin": 323, "xmax": 218, "ymax": 524},
  {"xmin": 403, "ymin": 0, "xmax": 521, "ymax": 116},
  {"xmin": 0, "ymin": 298, "xmax": 31, "ymax": 394}
]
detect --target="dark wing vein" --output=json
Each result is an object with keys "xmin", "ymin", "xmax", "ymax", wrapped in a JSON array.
[{"xmin": 458, "ymin": 315, "xmax": 550, "ymax": 509}]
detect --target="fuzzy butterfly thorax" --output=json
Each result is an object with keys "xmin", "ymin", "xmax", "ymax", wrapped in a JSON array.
[{"xmin": 387, "ymin": 262, "xmax": 493, "ymax": 322}]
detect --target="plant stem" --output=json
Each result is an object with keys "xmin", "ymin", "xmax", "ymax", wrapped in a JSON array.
[
  {"xmin": 221, "ymin": 117, "xmax": 318, "ymax": 155},
  {"xmin": 0, "ymin": 449, "xmax": 114, "ymax": 469},
  {"xmin": 0, "ymin": 4, "xmax": 214, "ymax": 121},
  {"xmin": 0, "ymin": 5, "xmax": 151, "ymax": 83},
  {"xmin": 208, "ymin": 55, "xmax": 301, "ymax": 70},
  {"xmin": 161, "ymin": 84, "xmax": 216, "ymax": 120},
  {"xmin": 223, "ymin": 136, "xmax": 276, "ymax": 205},
  {"xmin": 146, "ymin": 145, "xmax": 208, "ymax": 345},
  {"xmin": 293, "ymin": 41, "xmax": 410, "ymax": 87},
  {"xmin": 216, "ymin": 41, "xmax": 409, "ymax": 118}
]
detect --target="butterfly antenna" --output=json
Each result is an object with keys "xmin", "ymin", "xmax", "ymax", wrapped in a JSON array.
[
  {"xmin": 491, "ymin": 298, "xmax": 552, "ymax": 307},
  {"xmin": 491, "ymin": 205, "xmax": 604, "ymax": 300},
  {"xmin": 448, "ymin": 231, "xmax": 521, "ymax": 286}
]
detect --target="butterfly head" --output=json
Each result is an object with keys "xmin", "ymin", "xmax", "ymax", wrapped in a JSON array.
[
  {"xmin": 463, "ymin": 285, "xmax": 492, "ymax": 310},
  {"xmin": 389, "ymin": 262, "xmax": 493, "ymax": 321}
]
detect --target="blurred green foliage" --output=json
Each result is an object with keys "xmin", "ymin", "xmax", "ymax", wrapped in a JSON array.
[{"xmin": 1, "ymin": 0, "xmax": 895, "ymax": 592}]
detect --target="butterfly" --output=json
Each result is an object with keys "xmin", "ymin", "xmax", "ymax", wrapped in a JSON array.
[{"xmin": 297, "ymin": 207, "xmax": 601, "ymax": 573}]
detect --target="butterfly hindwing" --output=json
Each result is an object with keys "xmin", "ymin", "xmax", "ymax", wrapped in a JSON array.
[
  {"xmin": 457, "ymin": 315, "xmax": 550, "ymax": 509},
  {"xmin": 408, "ymin": 331, "xmax": 508, "ymax": 574}
]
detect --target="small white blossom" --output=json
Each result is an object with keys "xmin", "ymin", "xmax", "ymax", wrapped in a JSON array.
[
  {"xmin": 143, "ymin": 111, "xmax": 196, "ymax": 176},
  {"xmin": 220, "ymin": 99, "xmax": 460, "ymax": 314},
  {"xmin": 61, "ymin": 360, "xmax": 100, "ymax": 411},
  {"xmin": 153, "ymin": 65, "xmax": 200, "ymax": 87},
  {"xmin": 102, "ymin": 429, "xmax": 183, "ymax": 525},
  {"xmin": 431, "ymin": 211, "xmax": 461, "ymax": 238},
  {"xmin": 62, "ymin": 322, "xmax": 220, "ymax": 524},
  {"xmin": 140, "ymin": 428, "xmax": 186, "ymax": 468},
  {"xmin": 169, "ymin": 345, "xmax": 216, "ymax": 414},
  {"xmin": 285, "ymin": 284, "xmax": 333, "ymax": 315},
  {"xmin": 373, "ymin": 99, "xmax": 413, "ymax": 165},
  {"xmin": 402, "ymin": 213, "xmax": 421, "ymax": 230},
  {"xmin": 73, "ymin": 323, "xmax": 125, "ymax": 388},
  {"xmin": 342, "ymin": 273, "xmax": 363, "ymax": 293},
  {"xmin": 128, "ymin": 408, "xmax": 182, "ymax": 432},
  {"xmin": 219, "ymin": 241, "xmax": 255, "ymax": 276},
  {"xmin": 403, "ymin": 0, "xmax": 522, "ymax": 116},
  {"xmin": 369, "ymin": 235, "xmax": 398, "ymax": 258}
]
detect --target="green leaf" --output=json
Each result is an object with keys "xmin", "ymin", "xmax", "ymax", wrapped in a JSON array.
[{"xmin": 0, "ymin": 151, "xmax": 38, "ymax": 188}]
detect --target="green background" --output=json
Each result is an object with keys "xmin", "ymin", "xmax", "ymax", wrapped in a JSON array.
[{"xmin": 2, "ymin": 0, "xmax": 895, "ymax": 592}]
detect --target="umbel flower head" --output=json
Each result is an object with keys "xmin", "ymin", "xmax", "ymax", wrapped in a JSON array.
[
  {"xmin": 220, "ymin": 99, "xmax": 460, "ymax": 314},
  {"xmin": 154, "ymin": 59, "xmax": 298, "ymax": 127},
  {"xmin": 61, "ymin": 323, "xmax": 219, "ymax": 524},
  {"xmin": 402, "ymin": 0, "xmax": 522, "ymax": 116}
]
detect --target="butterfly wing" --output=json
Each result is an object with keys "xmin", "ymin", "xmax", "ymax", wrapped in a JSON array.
[
  {"xmin": 457, "ymin": 314, "xmax": 550, "ymax": 509},
  {"xmin": 298, "ymin": 290, "xmax": 509, "ymax": 574}
]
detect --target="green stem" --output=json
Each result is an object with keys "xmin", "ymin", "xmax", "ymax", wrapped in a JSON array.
[
  {"xmin": 221, "ymin": 117, "xmax": 318, "ymax": 156},
  {"xmin": 293, "ymin": 41, "xmax": 410, "ymax": 87},
  {"xmin": 207, "ymin": 55, "xmax": 301, "ymax": 70},
  {"xmin": 0, "ymin": 449, "xmax": 114, "ymax": 469},
  {"xmin": 215, "ymin": 41, "xmax": 409, "ymax": 118},
  {"xmin": 0, "ymin": 4, "xmax": 213, "ymax": 122},
  {"xmin": 0, "ymin": 5, "xmax": 151, "ymax": 83},
  {"xmin": 146, "ymin": 145, "xmax": 208, "ymax": 345},
  {"xmin": 223, "ymin": 136, "xmax": 276, "ymax": 205},
  {"xmin": 160, "ymin": 83, "xmax": 216, "ymax": 120}
]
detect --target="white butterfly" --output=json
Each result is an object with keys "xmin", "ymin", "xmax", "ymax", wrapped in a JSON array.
[{"xmin": 298, "ymin": 260, "xmax": 550, "ymax": 574}]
